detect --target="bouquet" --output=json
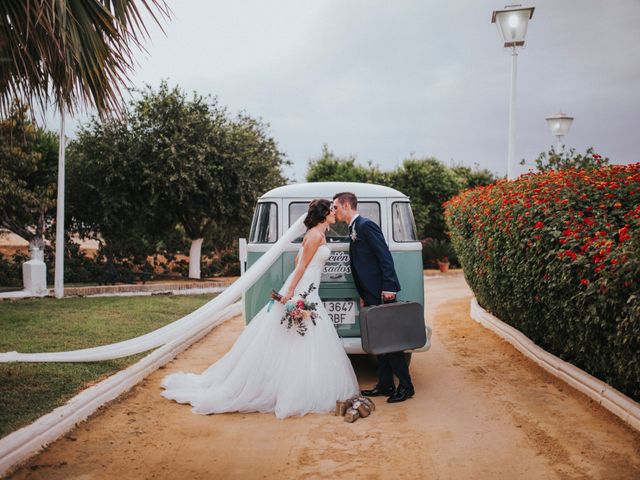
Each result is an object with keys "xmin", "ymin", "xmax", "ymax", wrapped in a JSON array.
[{"xmin": 270, "ymin": 284, "xmax": 319, "ymax": 336}]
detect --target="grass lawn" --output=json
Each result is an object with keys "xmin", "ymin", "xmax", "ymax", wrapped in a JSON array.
[{"xmin": 0, "ymin": 294, "xmax": 214, "ymax": 439}]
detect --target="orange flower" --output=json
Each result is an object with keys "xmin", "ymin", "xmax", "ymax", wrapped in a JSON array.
[{"xmin": 618, "ymin": 226, "xmax": 631, "ymax": 242}]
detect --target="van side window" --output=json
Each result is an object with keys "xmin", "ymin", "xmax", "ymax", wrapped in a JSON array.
[
  {"xmin": 392, "ymin": 202, "xmax": 418, "ymax": 242},
  {"xmin": 289, "ymin": 202, "xmax": 381, "ymax": 243},
  {"xmin": 250, "ymin": 202, "xmax": 278, "ymax": 243}
]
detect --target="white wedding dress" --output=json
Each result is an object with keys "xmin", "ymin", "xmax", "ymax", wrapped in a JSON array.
[{"xmin": 160, "ymin": 243, "xmax": 360, "ymax": 418}]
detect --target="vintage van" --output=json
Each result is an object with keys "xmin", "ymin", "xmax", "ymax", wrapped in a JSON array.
[{"xmin": 240, "ymin": 182, "xmax": 431, "ymax": 358}]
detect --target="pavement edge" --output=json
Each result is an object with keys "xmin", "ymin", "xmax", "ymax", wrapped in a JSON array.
[{"xmin": 470, "ymin": 297, "xmax": 640, "ymax": 432}]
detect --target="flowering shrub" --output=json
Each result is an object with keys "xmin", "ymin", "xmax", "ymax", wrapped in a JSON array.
[{"xmin": 445, "ymin": 163, "xmax": 640, "ymax": 401}]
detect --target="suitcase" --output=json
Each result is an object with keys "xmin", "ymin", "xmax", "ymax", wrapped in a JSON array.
[{"xmin": 359, "ymin": 301, "xmax": 426, "ymax": 355}]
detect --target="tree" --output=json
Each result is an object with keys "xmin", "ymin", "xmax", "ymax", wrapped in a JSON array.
[
  {"xmin": 0, "ymin": 101, "xmax": 58, "ymax": 257},
  {"xmin": 68, "ymin": 82, "xmax": 288, "ymax": 278},
  {"xmin": 306, "ymin": 148, "xmax": 496, "ymax": 241},
  {"xmin": 388, "ymin": 158, "xmax": 465, "ymax": 240},
  {"xmin": 205, "ymin": 112, "xmax": 289, "ymax": 249},
  {"xmin": 0, "ymin": 0, "xmax": 169, "ymax": 117},
  {"xmin": 306, "ymin": 145, "xmax": 387, "ymax": 184},
  {"xmin": 522, "ymin": 146, "xmax": 609, "ymax": 173},
  {"xmin": 67, "ymin": 111, "xmax": 172, "ymax": 264},
  {"xmin": 130, "ymin": 82, "xmax": 287, "ymax": 277},
  {"xmin": 451, "ymin": 163, "xmax": 497, "ymax": 190}
]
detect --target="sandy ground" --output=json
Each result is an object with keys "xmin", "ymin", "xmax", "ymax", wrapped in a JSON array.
[{"xmin": 7, "ymin": 272, "xmax": 640, "ymax": 479}]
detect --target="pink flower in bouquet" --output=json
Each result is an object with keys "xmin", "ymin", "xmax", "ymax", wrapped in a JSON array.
[{"xmin": 296, "ymin": 299, "xmax": 305, "ymax": 309}]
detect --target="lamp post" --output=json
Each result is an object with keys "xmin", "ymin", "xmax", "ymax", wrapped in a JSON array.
[
  {"xmin": 54, "ymin": 110, "xmax": 66, "ymax": 299},
  {"xmin": 545, "ymin": 112, "xmax": 574, "ymax": 152},
  {"xmin": 492, "ymin": 4, "xmax": 535, "ymax": 179}
]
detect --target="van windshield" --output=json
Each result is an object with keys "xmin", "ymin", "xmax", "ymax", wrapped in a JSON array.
[{"xmin": 289, "ymin": 202, "xmax": 381, "ymax": 243}]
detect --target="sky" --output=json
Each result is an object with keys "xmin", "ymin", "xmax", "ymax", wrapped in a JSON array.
[{"xmin": 48, "ymin": 0, "xmax": 640, "ymax": 182}]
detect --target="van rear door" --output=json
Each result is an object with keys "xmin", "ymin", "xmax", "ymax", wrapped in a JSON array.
[{"xmin": 287, "ymin": 199, "xmax": 383, "ymax": 337}]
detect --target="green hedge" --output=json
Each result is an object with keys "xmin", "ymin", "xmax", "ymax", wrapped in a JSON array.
[{"xmin": 445, "ymin": 164, "xmax": 640, "ymax": 401}]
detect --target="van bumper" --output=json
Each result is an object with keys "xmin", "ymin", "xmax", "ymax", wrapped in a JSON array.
[{"xmin": 341, "ymin": 325, "xmax": 432, "ymax": 355}]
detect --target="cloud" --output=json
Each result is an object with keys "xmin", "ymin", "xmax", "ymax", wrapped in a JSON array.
[{"xmin": 41, "ymin": 0, "xmax": 640, "ymax": 181}]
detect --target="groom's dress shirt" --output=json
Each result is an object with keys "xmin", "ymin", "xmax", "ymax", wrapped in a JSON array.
[
  {"xmin": 348, "ymin": 214, "xmax": 359, "ymax": 231},
  {"xmin": 348, "ymin": 213, "xmax": 395, "ymax": 297}
]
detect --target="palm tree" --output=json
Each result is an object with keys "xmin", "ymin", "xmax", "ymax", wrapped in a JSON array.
[
  {"xmin": 0, "ymin": 0, "xmax": 169, "ymax": 117},
  {"xmin": 0, "ymin": 1, "xmax": 169, "ymax": 297}
]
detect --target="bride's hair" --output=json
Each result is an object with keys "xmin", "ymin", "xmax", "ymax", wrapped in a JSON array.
[{"xmin": 304, "ymin": 199, "xmax": 332, "ymax": 229}]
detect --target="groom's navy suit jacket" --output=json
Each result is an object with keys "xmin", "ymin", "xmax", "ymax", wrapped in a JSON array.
[{"xmin": 348, "ymin": 215, "xmax": 401, "ymax": 306}]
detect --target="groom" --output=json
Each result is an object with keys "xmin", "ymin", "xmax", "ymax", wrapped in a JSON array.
[{"xmin": 332, "ymin": 192, "xmax": 415, "ymax": 403}]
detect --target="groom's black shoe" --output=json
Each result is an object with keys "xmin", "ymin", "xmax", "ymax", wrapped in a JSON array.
[
  {"xmin": 361, "ymin": 385, "xmax": 395, "ymax": 397},
  {"xmin": 387, "ymin": 385, "xmax": 415, "ymax": 403}
]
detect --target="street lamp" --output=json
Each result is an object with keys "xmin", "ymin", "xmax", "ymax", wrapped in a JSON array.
[
  {"xmin": 545, "ymin": 112, "xmax": 574, "ymax": 152},
  {"xmin": 492, "ymin": 4, "xmax": 535, "ymax": 179}
]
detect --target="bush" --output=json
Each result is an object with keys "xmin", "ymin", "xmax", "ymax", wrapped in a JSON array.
[
  {"xmin": 421, "ymin": 238, "xmax": 458, "ymax": 268},
  {"xmin": 388, "ymin": 158, "xmax": 466, "ymax": 240},
  {"xmin": 523, "ymin": 146, "xmax": 609, "ymax": 173},
  {"xmin": 44, "ymin": 242, "xmax": 105, "ymax": 284},
  {"xmin": 445, "ymin": 164, "xmax": 640, "ymax": 401},
  {"xmin": 0, "ymin": 252, "xmax": 24, "ymax": 288},
  {"xmin": 201, "ymin": 248, "xmax": 240, "ymax": 277}
]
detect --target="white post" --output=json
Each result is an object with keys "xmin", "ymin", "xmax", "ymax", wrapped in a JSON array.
[
  {"xmin": 239, "ymin": 237, "xmax": 247, "ymax": 322},
  {"xmin": 54, "ymin": 110, "xmax": 66, "ymax": 298},
  {"xmin": 239, "ymin": 238, "xmax": 247, "ymax": 275},
  {"xmin": 556, "ymin": 136, "xmax": 563, "ymax": 153},
  {"xmin": 23, "ymin": 247, "xmax": 48, "ymax": 295},
  {"xmin": 188, "ymin": 238, "xmax": 204, "ymax": 279},
  {"xmin": 507, "ymin": 48, "xmax": 518, "ymax": 180}
]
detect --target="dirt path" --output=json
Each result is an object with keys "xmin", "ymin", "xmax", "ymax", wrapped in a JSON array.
[{"xmin": 8, "ymin": 273, "xmax": 640, "ymax": 479}]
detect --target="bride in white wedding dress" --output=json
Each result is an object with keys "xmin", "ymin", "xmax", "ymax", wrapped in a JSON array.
[{"xmin": 161, "ymin": 199, "xmax": 360, "ymax": 418}]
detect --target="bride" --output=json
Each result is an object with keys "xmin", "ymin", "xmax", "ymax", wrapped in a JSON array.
[{"xmin": 161, "ymin": 199, "xmax": 360, "ymax": 418}]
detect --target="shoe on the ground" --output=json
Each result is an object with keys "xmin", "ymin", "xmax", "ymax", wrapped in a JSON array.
[
  {"xmin": 352, "ymin": 399, "xmax": 371, "ymax": 418},
  {"xmin": 386, "ymin": 385, "xmax": 415, "ymax": 403},
  {"xmin": 335, "ymin": 399, "xmax": 352, "ymax": 416},
  {"xmin": 361, "ymin": 385, "xmax": 395, "ymax": 397},
  {"xmin": 344, "ymin": 407, "xmax": 360, "ymax": 423},
  {"xmin": 358, "ymin": 395, "xmax": 376, "ymax": 411}
]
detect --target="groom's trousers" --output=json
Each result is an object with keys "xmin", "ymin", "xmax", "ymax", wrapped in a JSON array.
[{"xmin": 367, "ymin": 297, "xmax": 413, "ymax": 390}]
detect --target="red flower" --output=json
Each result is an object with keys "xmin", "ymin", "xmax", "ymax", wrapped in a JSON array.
[
  {"xmin": 580, "ymin": 279, "xmax": 589, "ymax": 286},
  {"xmin": 618, "ymin": 226, "xmax": 631, "ymax": 242},
  {"xmin": 533, "ymin": 221, "xmax": 544, "ymax": 229}
]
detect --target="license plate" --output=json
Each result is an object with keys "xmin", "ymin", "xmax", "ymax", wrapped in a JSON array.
[{"xmin": 323, "ymin": 300, "xmax": 356, "ymax": 326}]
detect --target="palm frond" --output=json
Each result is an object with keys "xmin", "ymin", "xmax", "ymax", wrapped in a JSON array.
[{"xmin": 0, "ymin": 0, "xmax": 170, "ymax": 118}]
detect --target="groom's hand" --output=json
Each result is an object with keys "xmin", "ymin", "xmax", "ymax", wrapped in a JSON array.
[
  {"xmin": 359, "ymin": 298, "xmax": 365, "ymax": 308},
  {"xmin": 382, "ymin": 292, "xmax": 396, "ymax": 302}
]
